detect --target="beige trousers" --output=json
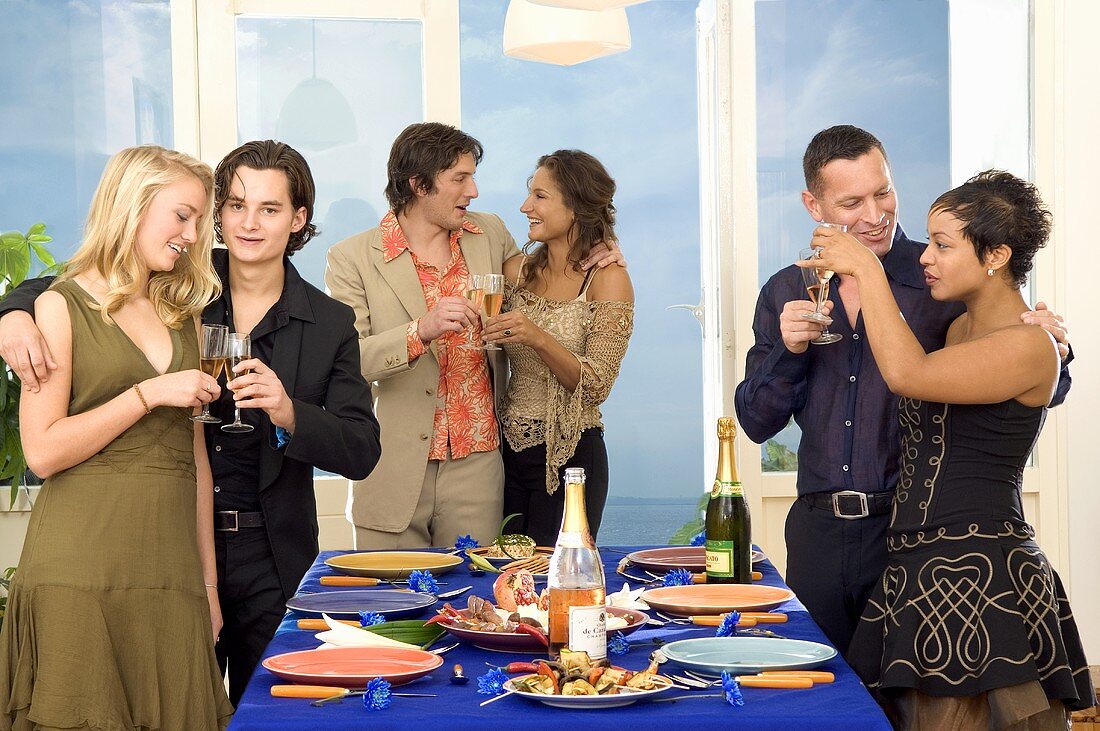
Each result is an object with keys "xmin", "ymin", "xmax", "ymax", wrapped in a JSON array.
[{"xmin": 354, "ymin": 448, "xmax": 504, "ymax": 549}]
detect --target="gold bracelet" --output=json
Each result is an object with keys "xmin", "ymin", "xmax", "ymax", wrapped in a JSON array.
[
  {"xmin": 132, "ymin": 383, "xmax": 151, "ymax": 414},
  {"xmin": 204, "ymin": 583, "xmax": 217, "ymax": 589}
]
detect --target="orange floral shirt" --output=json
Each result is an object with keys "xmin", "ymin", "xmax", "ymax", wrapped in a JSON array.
[{"xmin": 380, "ymin": 211, "xmax": 499, "ymax": 460}]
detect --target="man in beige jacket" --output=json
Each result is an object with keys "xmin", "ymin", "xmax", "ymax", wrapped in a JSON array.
[
  {"xmin": 327, "ymin": 123, "xmax": 623, "ymax": 549},
  {"xmin": 326, "ymin": 123, "xmax": 515, "ymax": 548}
]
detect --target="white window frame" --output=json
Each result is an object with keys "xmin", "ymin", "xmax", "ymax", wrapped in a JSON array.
[{"xmin": 170, "ymin": 0, "xmax": 460, "ymax": 167}]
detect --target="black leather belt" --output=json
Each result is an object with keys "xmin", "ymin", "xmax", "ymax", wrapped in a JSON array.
[
  {"xmin": 214, "ymin": 511, "xmax": 264, "ymax": 531},
  {"xmin": 799, "ymin": 490, "xmax": 892, "ymax": 520}
]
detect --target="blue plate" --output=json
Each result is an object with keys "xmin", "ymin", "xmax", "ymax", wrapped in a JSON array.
[
  {"xmin": 660, "ymin": 637, "xmax": 837, "ymax": 676},
  {"xmin": 286, "ymin": 590, "xmax": 436, "ymax": 619}
]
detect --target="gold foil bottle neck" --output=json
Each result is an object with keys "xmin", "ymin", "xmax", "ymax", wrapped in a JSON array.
[{"xmin": 717, "ymin": 417, "xmax": 737, "ymax": 439}]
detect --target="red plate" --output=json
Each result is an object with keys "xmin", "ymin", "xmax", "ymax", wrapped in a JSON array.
[
  {"xmin": 439, "ymin": 606, "xmax": 647, "ymax": 653},
  {"xmin": 625, "ymin": 546, "xmax": 764, "ymax": 573},
  {"xmin": 261, "ymin": 646, "xmax": 443, "ymax": 687}
]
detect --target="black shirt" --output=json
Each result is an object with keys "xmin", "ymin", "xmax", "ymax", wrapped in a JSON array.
[{"xmin": 205, "ymin": 255, "xmax": 311, "ymax": 512}]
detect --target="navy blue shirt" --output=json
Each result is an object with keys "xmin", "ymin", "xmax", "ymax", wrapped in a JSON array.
[{"xmin": 734, "ymin": 226, "xmax": 1069, "ymax": 497}]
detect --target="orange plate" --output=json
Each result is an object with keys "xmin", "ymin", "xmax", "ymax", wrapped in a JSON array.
[
  {"xmin": 323, "ymin": 551, "xmax": 463, "ymax": 579},
  {"xmin": 640, "ymin": 584, "xmax": 795, "ymax": 616},
  {"xmin": 261, "ymin": 646, "xmax": 443, "ymax": 687}
]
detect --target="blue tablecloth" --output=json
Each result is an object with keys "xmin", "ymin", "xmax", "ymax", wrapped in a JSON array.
[{"xmin": 229, "ymin": 547, "xmax": 891, "ymax": 730}]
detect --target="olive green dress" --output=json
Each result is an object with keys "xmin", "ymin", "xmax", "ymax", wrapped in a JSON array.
[{"xmin": 0, "ymin": 280, "xmax": 232, "ymax": 730}]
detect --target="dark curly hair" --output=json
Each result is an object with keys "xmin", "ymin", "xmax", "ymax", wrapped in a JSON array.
[
  {"xmin": 213, "ymin": 140, "xmax": 318, "ymax": 256},
  {"xmin": 931, "ymin": 170, "xmax": 1051, "ymax": 289},
  {"xmin": 802, "ymin": 125, "xmax": 889, "ymax": 196},
  {"xmin": 521, "ymin": 150, "xmax": 617, "ymax": 285},
  {"xmin": 384, "ymin": 123, "xmax": 484, "ymax": 216}
]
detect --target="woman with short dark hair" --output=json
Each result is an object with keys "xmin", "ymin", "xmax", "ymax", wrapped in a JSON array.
[
  {"xmin": 483, "ymin": 150, "xmax": 634, "ymax": 545},
  {"xmin": 811, "ymin": 170, "xmax": 1094, "ymax": 729}
]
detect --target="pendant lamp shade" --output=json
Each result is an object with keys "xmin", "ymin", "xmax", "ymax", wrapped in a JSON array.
[
  {"xmin": 528, "ymin": 0, "xmax": 647, "ymax": 9},
  {"xmin": 503, "ymin": 0, "xmax": 631, "ymax": 66}
]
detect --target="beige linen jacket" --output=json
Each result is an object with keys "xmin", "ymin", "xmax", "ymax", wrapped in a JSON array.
[{"xmin": 325, "ymin": 211, "xmax": 520, "ymax": 533}]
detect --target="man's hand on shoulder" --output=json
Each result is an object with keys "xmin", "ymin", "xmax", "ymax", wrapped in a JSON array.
[
  {"xmin": 0, "ymin": 310, "xmax": 56, "ymax": 391},
  {"xmin": 1021, "ymin": 301, "xmax": 1070, "ymax": 361}
]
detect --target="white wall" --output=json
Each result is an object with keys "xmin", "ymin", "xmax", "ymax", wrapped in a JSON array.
[{"xmin": 1052, "ymin": 0, "xmax": 1100, "ymax": 662}]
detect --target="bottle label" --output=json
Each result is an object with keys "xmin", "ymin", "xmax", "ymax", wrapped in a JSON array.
[
  {"xmin": 567, "ymin": 605, "xmax": 607, "ymax": 659},
  {"xmin": 705, "ymin": 540, "xmax": 735, "ymax": 577},
  {"xmin": 711, "ymin": 480, "xmax": 744, "ymax": 498}
]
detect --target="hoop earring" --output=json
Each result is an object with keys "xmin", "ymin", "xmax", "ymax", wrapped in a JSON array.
[{"xmin": 987, "ymin": 268, "xmax": 995, "ymax": 277}]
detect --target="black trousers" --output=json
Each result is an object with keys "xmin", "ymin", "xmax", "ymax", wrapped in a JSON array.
[
  {"xmin": 502, "ymin": 428, "xmax": 609, "ymax": 547},
  {"xmin": 783, "ymin": 498, "xmax": 890, "ymax": 657},
  {"xmin": 214, "ymin": 527, "xmax": 286, "ymax": 707}
]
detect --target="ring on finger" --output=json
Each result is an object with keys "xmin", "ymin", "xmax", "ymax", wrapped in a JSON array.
[{"xmin": 503, "ymin": 329, "xmax": 512, "ymax": 336}]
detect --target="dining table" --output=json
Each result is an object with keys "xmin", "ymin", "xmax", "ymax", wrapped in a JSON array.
[{"xmin": 228, "ymin": 546, "xmax": 891, "ymax": 730}]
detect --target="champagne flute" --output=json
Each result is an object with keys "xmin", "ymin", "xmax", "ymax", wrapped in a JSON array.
[
  {"xmin": 220, "ymin": 332, "xmax": 254, "ymax": 433},
  {"xmin": 193, "ymin": 324, "xmax": 228, "ymax": 423},
  {"xmin": 480, "ymin": 273, "xmax": 504, "ymax": 351},
  {"xmin": 459, "ymin": 273, "xmax": 484, "ymax": 350},
  {"xmin": 799, "ymin": 242, "xmax": 843, "ymax": 346}
]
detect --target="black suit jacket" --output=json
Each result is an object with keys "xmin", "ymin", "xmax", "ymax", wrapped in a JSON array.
[{"xmin": 1, "ymin": 252, "xmax": 382, "ymax": 598}]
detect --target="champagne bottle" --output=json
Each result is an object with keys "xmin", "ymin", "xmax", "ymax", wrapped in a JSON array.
[
  {"xmin": 547, "ymin": 468, "xmax": 607, "ymax": 659},
  {"xmin": 705, "ymin": 417, "xmax": 751, "ymax": 584}
]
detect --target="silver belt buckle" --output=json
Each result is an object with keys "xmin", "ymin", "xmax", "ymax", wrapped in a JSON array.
[
  {"xmin": 218, "ymin": 510, "xmax": 239, "ymax": 532},
  {"xmin": 831, "ymin": 491, "xmax": 869, "ymax": 520}
]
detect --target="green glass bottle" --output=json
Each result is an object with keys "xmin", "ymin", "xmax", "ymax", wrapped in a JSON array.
[{"xmin": 705, "ymin": 417, "xmax": 751, "ymax": 584}]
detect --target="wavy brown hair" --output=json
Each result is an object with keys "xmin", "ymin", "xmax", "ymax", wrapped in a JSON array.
[
  {"xmin": 521, "ymin": 150, "xmax": 617, "ymax": 285},
  {"xmin": 59, "ymin": 145, "xmax": 220, "ymax": 329},
  {"xmin": 213, "ymin": 140, "xmax": 318, "ymax": 255},
  {"xmin": 384, "ymin": 123, "xmax": 484, "ymax": 216}
]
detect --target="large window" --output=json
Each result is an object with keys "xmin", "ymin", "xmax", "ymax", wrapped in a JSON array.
[
  {"xmin": 461, "ymin": 0, "xmax": 704, "ymax": 543},
  {"xmin": 0, "ymin": 0, "xmax": 174, "ymax": 259},
  {"xmin": 754, "ymin": 0, "xmax": 952, "ymax": 471}
]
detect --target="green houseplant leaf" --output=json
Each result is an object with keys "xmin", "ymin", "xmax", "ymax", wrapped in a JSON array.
[{"xmin": 0, "ymin": 223, "xmax": 59, "ymax": 508}]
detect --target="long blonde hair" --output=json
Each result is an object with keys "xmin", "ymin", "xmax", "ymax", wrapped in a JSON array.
[{"xmin": 59, "ymin": 145, "xmax": 221, "ymax": 328}]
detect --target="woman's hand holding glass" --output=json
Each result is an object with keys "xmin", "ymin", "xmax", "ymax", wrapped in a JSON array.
[
  {"xmin": 140, "ymin": 369, "xmax": 221, "ymax": 410},
  {"xmin": 807, "ymin": 223, "xmax": 884, "ymax": 279},
  {"xmin": 484, "ymin": 308, "xmax": 545, "ymax": 349}
]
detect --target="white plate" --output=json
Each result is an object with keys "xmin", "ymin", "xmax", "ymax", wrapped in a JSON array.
[{"xmin": 503, "ymin": 675, "xmax": 673, "ymax": 709}]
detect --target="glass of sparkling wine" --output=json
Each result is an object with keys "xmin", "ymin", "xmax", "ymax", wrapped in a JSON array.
[
  {"xmin": 221, "ymin": 332, "xmax": 254, "ymax": 433},
  {"xmin": 193, "ymin": 324, "xmax": 228, "ymax": 423},
  {"xmin": 460, "ymin": 273, "xmax": 484, "ymax": 350},
  {"xmin": 480, "ymin": 273, "xmax": 504, "ymax": 351},
  {"xmin": 799, "ymin": 224, "xmax": 844, "ymax": 345}
]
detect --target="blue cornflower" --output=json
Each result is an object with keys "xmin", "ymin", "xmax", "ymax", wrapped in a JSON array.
[
  {"xmin": 716, "ymin": 611, "xmax": 741, "ymax": 637},
  {"xmin": 454, "ymin": 534, "xmax": 480, "ymax": 551},
  {"xmin": 362, "ymin": 677, "xmax": 392, "ymax": 711},
  {"xmin": 358, "ymin": 611, "xmax": 386, "ymax": 627},
  {"xmin": 721, "ymin": 671, "xmax": 744, "ymax": 707},
  {"xmin": 406, "ymin": 569, "xmax": 440, "ymax": 594},
  {"xmin": 690, "ymin": 531, "xmax": 706, "ymax": 547},
  {"xmin": 477, "ymin": 667, "xmax": 509, "ymax": 696},
  {"xmin": 607, "ymin": 632, "xmax": 630, "ymax": 656},
  {"xmin": 662, "ymin": 568, "xmax": 694, "ymax": 587}
]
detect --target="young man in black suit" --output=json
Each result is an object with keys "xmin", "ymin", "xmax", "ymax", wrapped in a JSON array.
[{"xmin": 0, "ymin": 140, "xmax": 382, "ymax": 706}]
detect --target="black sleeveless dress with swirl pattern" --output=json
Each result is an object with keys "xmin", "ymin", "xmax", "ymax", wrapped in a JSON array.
[{"xmin": 848, "ymin": 396, "xmax": 1094, "ymax": 712}]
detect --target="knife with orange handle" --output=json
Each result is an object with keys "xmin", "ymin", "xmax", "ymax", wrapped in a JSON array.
[
  {"xmin": 319, "ymin": 576, "xmax": 385, "ymax": 587},
  {"xmin": 758, "ymin": 670, "xmax": 834, "ymax": 683},
  {"xmin": 734, "ymin": 675, "xmax": 813, "ymax": 689},
  {"xmin": 270, "ymin": 685, "xmax": 435, "ymax": 699},
  {"xmin": 296, "ymin": 618, "xmax": 359, "ymax": 630},
  {"xmin": 739, "ymin": 612, "xmax": 787, "ymax": 624},
  {"xmin": 687, "ymin": 615, "xmax": 758, "ymax": 627},
  {"xmin": 690, "ymin": 571, "xmax": 763, "ymax": 583}
]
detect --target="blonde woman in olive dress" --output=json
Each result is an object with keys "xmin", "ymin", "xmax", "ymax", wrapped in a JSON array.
[
  {"xmin": 0, "ymin": 146, "xmax": 233, "ymax": 730},
  {"xmin": 483, "ymin": 150, "xmax": 634, "ymax": 546}
]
